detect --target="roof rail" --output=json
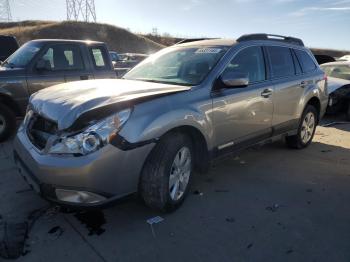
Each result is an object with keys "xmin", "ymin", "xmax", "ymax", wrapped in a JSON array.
[
  {"xmin": 237, "ymin": 34, "xmax": 304, "ymax": 47},
  {"xmin": 176, "ymin": 38, "xmax": 216, "ymax": 45}
]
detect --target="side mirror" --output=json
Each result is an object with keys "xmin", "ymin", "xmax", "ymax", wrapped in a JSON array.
[
  {"xmin": 36, "ymin": 59, "xmax": 51, "ymax": 71},
  {"xmin": 220, "ymin": 71, "xmax": 249, "ymax": 88}
]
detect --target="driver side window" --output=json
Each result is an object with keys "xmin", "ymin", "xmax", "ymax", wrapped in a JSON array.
[
  {"xmin": 224, "ymin": 46, "xmax": 266, "ymax": 84},
  {"xmin": 39, "ymin": 44, "xmax": 84, "ymax": 71}
]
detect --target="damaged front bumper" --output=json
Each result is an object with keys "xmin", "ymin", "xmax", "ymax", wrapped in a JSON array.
[{"xmin": 13, "ymin": 125, "xmax": 155, "ymax": 208}]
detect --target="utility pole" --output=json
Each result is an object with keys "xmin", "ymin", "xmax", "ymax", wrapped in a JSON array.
[
  {"xmin": 66, "ymin": 0, "xmax": 96, "ymax": 22},
  {"xmin": 0, "ymin": 0, "xmax": 12, "ymax": 22}
]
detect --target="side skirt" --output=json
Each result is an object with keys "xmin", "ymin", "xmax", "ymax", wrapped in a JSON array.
[{"xmin": 210, "ymin": 129, "xmax": 298, "ymax": 163}]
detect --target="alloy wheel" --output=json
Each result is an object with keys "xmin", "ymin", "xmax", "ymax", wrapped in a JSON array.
[
  {"xmin": 301, "ymin": 112, "xmax": 315, "ymax": 144},
  {"xmin": 169, "ymin": 146, "xmax": 192, "ymax": 201}
]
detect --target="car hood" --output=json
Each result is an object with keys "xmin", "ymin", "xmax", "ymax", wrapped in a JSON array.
[
  {"xmin": 30, "ymin": 79, "xmax": 191, "ymax": 130},
  {"xmin": 327, "ymin": 76, "xmax": 350, "ymax": 94},
  {"xmin": 0, "ymin": 66, "xmax": 26, "ymax": 77}
]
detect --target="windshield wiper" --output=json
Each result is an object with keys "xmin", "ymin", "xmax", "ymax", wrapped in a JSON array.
[
  {"xmin": 131, "ymin": 78, "xmax": 192, "ymax": 86},
  {"xmin": 1, "ymin": 61, "xmax": 15, "ymax": 68}
]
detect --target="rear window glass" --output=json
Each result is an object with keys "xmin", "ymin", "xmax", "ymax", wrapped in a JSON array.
[
  {"xmin": 90, "ymin": 47, "xmax": 108, "ymax": 69},
  {"xmin": 295, "ymin": 49, "xmax": 317, "ymax": 73},
  {"xmin": 267, "ymin": 46, "xmax": 295, "ymax": 78},
  {"xmin": 320, "ymin": 64, "xmax": 350, "ymax": 80}
]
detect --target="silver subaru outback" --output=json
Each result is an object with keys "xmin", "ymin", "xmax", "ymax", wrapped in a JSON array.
[{"xmin": 13, "ymin": 34, "xmax": 328, "ymax": 211}]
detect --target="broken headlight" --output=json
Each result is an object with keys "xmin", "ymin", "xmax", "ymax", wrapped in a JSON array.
[{"xmin": 48, "ymin": 109, "xmax": 131, "ymax": 156}]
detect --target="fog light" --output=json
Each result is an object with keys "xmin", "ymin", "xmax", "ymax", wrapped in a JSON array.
[{"xmin": 55, "ymin": 189, "xmax": 106, "ymax": 204}]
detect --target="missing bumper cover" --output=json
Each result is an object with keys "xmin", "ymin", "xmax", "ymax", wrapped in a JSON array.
[{"xmin": 110, "ymin": 134, "xmax": 157, "ymax": 151}]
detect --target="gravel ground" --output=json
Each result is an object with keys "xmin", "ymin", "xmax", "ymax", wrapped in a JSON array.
[{"xmin": 0, "ymin": 118, "xmax": 349, "ymax": 262}]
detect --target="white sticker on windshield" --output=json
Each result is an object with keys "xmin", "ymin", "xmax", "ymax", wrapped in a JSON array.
[{"xmin": 195, "ymin": 48, "xmax": 222, "ymax": 54}]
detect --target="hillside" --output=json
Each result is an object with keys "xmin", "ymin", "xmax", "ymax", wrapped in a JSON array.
[
  {"xmin": 0, "ymin": 20, "xmax": 348, "ymax": 58},
  {"xmin": 0, "ymin": 21, "xmax": 164, "ymax": 54}
]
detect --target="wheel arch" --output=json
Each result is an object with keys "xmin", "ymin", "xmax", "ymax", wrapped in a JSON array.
[
  {"xmin": 159, "ymin": 125, "xmax": 210, "ymax": 173},
  {"xmin": 305, "ymin": 96, "xmax": 321, "ymax": 122},
  {"xmin": 0, "ymin": 93, "xmax": 21, "ymax": 116}
]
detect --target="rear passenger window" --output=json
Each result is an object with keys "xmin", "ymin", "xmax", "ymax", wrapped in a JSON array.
[
  {"xmin": 224, "ymin": 46, "xmax": 266, "ymax": 83},
  {"xmin": 267, "ymin": 46, "xmax": 295, "ymax": 78},
  {"xmin": 291, "ymin": 51, "xmax": 302, "ymax": 75},
  {"xmin": 295, "ymin": 49, "xmax": 317, "ymax": 73},
  {"xmin": 90, "ymin": 47, "xmax": 108, "ymax": 69}
]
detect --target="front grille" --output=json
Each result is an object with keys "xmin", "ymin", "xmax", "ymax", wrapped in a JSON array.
[{"xmin": 27, "ymin": 114, "xmax": 58, "ymax": 150}]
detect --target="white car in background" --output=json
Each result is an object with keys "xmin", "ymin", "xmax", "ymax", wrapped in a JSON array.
[
  {"xmin": 339, "ymin": 55, "xmax": 350, "ymax": 61},
  {"xmin": 321, "ymin": 61, "xmax": 350, "ymax": 119}
]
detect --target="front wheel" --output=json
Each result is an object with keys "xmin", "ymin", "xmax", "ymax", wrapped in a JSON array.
[
  {"xmin": 140, "ymin": 133, "xmax": 193, "ymax": 212},
  {"xmin": 286, "ymin": 105, "xmax": 318, "ymax": 149}
]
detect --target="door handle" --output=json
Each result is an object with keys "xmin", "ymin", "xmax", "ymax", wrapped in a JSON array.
[
  {"xmin": 80, "ymin": 75, "xmax": 89, "ymax": 80},
  {"xmin": 261, "ymin": 89, "xmax": 273, "ymax": 98}
]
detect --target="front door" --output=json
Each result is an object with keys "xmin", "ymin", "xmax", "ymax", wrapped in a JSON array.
[
  {"xmin": 26, "ymin": 44, "xmax": 72, "ymax": 95},
  {"xmin": 212, "ymin": 46, "xmax": 274, "ymax": 151}
]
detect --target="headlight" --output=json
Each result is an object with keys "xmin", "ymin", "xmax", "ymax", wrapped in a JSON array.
[
  {"xmin": 23, "ymin": 109, "xmax": 34, "ymax": 126},
  {"xmin": 48, "ymin": 108, "xmax": 131, "ymax": 156}
]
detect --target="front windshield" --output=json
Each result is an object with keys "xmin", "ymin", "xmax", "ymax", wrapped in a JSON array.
[
  {"xmin": 124, "ymin": 46, "xmax": 229, "ymax": 86},
  {"xmin": 321, "ymin": 64, "xmax": 350, "ymax": 80},
  {"xmin": 2, "ymin": 42, "xmax": 41, "ymax": 68}
]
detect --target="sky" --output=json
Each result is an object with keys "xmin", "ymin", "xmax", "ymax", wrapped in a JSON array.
[{"xmin": 9, "ymin": 0, "xmax": 350, "ymax": 50}]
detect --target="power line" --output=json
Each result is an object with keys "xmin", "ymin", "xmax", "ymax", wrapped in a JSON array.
[
  {"xmin": 0, "ymin": 0, "xmax": 12, "ymax": 22},
  {"xmin": 66, "ymin": 0, "xmax": 96, "ymax": 22}
]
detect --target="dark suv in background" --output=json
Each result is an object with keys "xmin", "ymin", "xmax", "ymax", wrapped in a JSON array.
[{"xmin": 0, "ymin": 35, "xmax": 19, "ymax": 62}]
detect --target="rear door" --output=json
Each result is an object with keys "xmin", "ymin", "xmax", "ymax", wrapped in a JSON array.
[
  {"xmin": 212, "ymin": 45, "xmax": 274, "ymax": 151},
  {"xmin": 266, "ymin": 45, "xmax": 305, "ymax": 133},
  {"xmin": 62, "ymin": 44, "xmax": 94, "ymax": 82},
  {"xmin": 88, "ymin": 45, "xmax": 116, "ymax": 79}
]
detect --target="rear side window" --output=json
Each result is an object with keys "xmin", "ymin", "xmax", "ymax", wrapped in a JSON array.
[
  {"xmin": 295, "ymin": 49, "xmax": 317, "ymax": 73},
  {"xmin": 267, "ymin": 46, "xmax": 295, "ymax": 78},
  {"xmin": 223, "ymin": 46, "xmax": 266, "ymax": 83},
  {"xmin": 90, "ymin": 47, "xmax": 109, "ymax": 69}
]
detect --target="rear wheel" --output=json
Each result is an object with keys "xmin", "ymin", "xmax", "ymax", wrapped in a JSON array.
[
  {"xmin": 140, "ymin": 133, "xmax": 193, "ymax": 212},
  {"xmin": 0, "ymin": 104, "xmax": 16, "ymax": 142},
  {"xmin": 286, "ymin": 105, "xmax": 318, "ymax": 149}
]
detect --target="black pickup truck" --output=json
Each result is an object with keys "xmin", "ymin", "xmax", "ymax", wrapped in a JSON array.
[{"xmin": 0, "ymin": 39, "xmax": 116, "ymax": 141}]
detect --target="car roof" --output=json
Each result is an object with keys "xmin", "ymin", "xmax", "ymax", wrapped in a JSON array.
[
  {"xmin": 321, "ymin": 61, "xmax": 350, "ymax": 67},
  {"xmin": 176, "ymin": 38, "xmax": 236, "ymax": 47},
  {"xmin": 29, "ymin": 39, "xmax": 104, "ymax": 45}
]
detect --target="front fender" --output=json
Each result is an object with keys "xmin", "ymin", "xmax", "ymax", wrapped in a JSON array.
[{"xmin": 119, "ymin": 91, "xmax": 214, "ymax": 150}]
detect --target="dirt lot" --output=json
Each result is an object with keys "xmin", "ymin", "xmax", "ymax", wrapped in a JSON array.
[{"xmin": 1, "ymin": 118, "xmax": 350, "ymax": 262}]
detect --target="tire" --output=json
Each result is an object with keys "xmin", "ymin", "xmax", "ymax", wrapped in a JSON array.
[
  {"xmin": 286, "ymin": 105, "xmax": 318, "ymax": 149},
  {"xmin": 140, "ymin": 132, "xmax": 194, "ymax": 212},
  {"xmin": 0, "ymin": 104, "xmax": 16, "ymax": 143}
]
